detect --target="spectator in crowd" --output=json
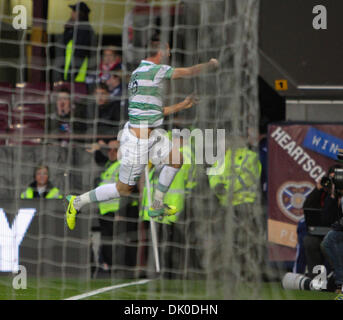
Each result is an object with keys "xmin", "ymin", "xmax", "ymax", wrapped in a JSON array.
[
  {"xmin": 87, "ymin": 139, "xmax": 138, "ymax": 277},
  {"xmin": 87, "ymin": 83, "xmax": 124, "ymax": 137},
  {"xmin": 104, "ymin": 68, "xmax": 129, "ymax": 126},
  {"xmin": 48, "ymin": 87, "xmax": 87, "ymax": 144},
  {"xmin": 49, "ymin": 87, "xmax": 73, "ymax": 134},
  {"xmin": 99, "ymin": 46, "xmax": 122, "ymax": 82},
  {"xmin": 105, "ymin": 69, "xmax": 123, "ymax": 99},
  {"xmin": 21, "ymin": 165, "xmax": 63, "ymax": 199},
  {"xmin": 58, "ymin": 1, "xmax": 95, "ymax": 83}
]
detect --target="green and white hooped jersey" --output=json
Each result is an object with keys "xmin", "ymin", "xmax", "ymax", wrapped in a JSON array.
[{"xmin": 128, "ymin": 60, "xmax": 174, "ymax": 128}]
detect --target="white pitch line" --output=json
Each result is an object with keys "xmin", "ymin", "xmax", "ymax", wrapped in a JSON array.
[{"xmin": 64, "ymin": 279, "xmax": 152, "ymax": 300}]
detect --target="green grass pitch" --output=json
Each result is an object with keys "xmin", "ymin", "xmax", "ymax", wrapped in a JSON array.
[{"xmin": 0, "ymin": 276, "xmax": 338, "ymax": 300}]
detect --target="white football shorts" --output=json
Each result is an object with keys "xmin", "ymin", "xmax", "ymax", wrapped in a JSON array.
[{"xmin": 118, "ymin": 122, "xmax": 172, "ymax": 185}]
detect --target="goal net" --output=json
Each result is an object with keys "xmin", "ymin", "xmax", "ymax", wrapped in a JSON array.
[{"xmin": 0, "ymin": 0, "xmax": 270, "ymax": 300}]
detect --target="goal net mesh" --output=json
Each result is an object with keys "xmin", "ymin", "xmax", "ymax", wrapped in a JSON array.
[{"xmin": 0, "ymin": 0, "xmax": 272, "ymax": 300}]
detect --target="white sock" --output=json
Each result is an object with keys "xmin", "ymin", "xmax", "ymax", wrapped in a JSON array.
[
  {"xmin": 73, "ymin": 192, "xmax": 91, "ymax": 211},
  {"xmin": 153, "ymin": 189, "xmax": 165, "ymax": 204},
  {"xmin": 152, "ymin": 166, "xmax": 179, "ymax": 208},
  {"xmin": 157, "ymin": 166, "xmax": 179, "ymax": 192},
  {"xmin": 74, "ymin": 183, "xmax": 120, "ymax": 210},
  {"xmin": 94, "ymin": 183, "xmax": 120, "ymax": 202}
]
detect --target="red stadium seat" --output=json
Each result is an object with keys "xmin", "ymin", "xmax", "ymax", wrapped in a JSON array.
[
  {"xmin": 0, "ymin": 128, "xmax": 7, "ymax": 145},
  {"xmin": 0, "ymin": 90, "xmax": 10, "ymax": 144},
  {"xmin": 0, "ymin": 85, "xmax": 11, "ymax": 144},
  {"xmin": 0, "ymin": 82, "xmax": 12, "ymax": 88},
  {"xmin": 12, "ymin": 103, "xmax": 46, "ymax": 123},
  {"xmin": 11, "ymin": 103, "xmax": 46, "ymax": 144},
  {"xmin": 15, "ymin": 82, "xmax": 50, "ymax": 104},
  {"xmin": 8, "ymin": 126, "xmax": 45, "ymax": 145},
  {"xmin": 16, "ymin": 82, "xmax": 50, "ymax": 93},
  {"xmin": 11, "ymin": 121, "xmax": 45, "ymax": 130},
  {"xmin": 6, "ymin": 84, "xmax": 48, "ymax": 145},
  {"xmin": 0, "ymin": 93, "xmax": 12, "ymax": 105},
  {"xmin": 0, "ymin": 103, "xmax": 9, "ymax": 126},
  {"xmin": 0, "ymin": 82, "xmax": 13, "ymax": 105},
  {"xmin": 0, "ymin": 82, "xmax": 13, "ymax": 93},
  {"xmin": 9, "ymin": 90, "xmax": 47, "ymax": 145}
]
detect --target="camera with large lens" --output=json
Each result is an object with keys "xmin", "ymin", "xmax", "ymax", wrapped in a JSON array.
[
  {"xmin": 282, "ymin": 273, "xmax": 312, "ymax": 291},
  {"xmin": 282, "ymin": 272, "xmax": 336, "ymax": 292},
  {"xmin": 320, "ymin": 167, "xmax": 343, "ymax": 193},
  {"xmin": 333, "ymin": 168, "xmax": 343, "ymax": 190}
]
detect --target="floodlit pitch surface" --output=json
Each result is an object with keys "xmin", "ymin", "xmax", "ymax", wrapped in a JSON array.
[{"xmin": 0, "ymin": 277, "xmax": 337, "ymax": 300}]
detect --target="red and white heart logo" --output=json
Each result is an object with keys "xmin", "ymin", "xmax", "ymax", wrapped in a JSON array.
[{"xmin": 277, "ymin": 181, "xmax": 315, "ymax": 222}]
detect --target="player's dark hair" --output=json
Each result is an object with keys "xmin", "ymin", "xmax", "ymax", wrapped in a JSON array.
[{"xmin": 147, "ymin": 40, "xmax": 169, "ymax": 57}]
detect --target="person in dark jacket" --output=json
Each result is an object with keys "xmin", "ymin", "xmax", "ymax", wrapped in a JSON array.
[
  {"xmin": 48, "ymin": 87, "xmax": 87, "ymax": 145},
  {"xmin": 87, "ymin": 83, "xmax": 124, "ymax": 138},
  {"xmin": 60, "ymin": 2, "xmax": 95, "ymax": 82},
  {"xmin": 49, "ymin": 87, "xmax": 74, "ymax": 135},
  {"xmin": 299, "ymin": 165, "xmax": 342, "ymax": 279},
  {"xmin": 99, "ymin": 46, "xmax": 122, "ymax": 82},
  {"xmin": 105, "ymin": 69, "xmax": 123, "ymax": 100},
  {"xmin": 321, "ymin": 150, "xmax": 343, "ymax": 295}
]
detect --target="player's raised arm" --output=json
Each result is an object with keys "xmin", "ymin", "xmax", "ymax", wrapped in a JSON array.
[
  {"xmin": 171, "ymin": 59, "xmax": 219, "ymax": 80},
  {"xmin": 163, "ymin": 95, "xmax": 198, "ymax": 116}
]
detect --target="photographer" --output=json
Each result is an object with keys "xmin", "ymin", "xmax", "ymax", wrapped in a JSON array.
[
  {"xmin": 293, "ymin": 164, "xmax": 341, "ymax": 279},
  {"xmin": 298, "ymin": 165, "xmax": 342, "ymax": 278},
  {"xmin": 321, "ymin": 150, "xmax": 343, "ymax": 295}
]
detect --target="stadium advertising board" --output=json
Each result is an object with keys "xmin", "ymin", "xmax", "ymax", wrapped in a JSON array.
[
  {"xmin": 0, "ymin": 200, "xmax": 89, "ymax": 277},
  {"xmin": 268, "ymin": 123, "xmax": 343, "ymax": 261}
]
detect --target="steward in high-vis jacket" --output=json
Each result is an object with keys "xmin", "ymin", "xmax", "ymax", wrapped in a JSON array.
[
  {"xmin": 21, "ymin": 165, "xmax": 63, "ymax": 199},
  {"xmin": 208, "ymin": 146, "xmax": 262, "ymax": 280},
  {"xmin": 21, "ymin": 182, "xmax": 63, "ymax": 199},
  {"xmin": 208, "ymin": 147, "xmax": 261, "ymax": 207},
  {"xmin": 62, "ymin": 2, "xmax": 94, "ymax": 82}
]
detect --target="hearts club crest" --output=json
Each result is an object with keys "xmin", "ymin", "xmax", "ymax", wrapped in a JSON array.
[{"xmin": 277, "ymin": 181, "xmax": 315, "ymax": 222}]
